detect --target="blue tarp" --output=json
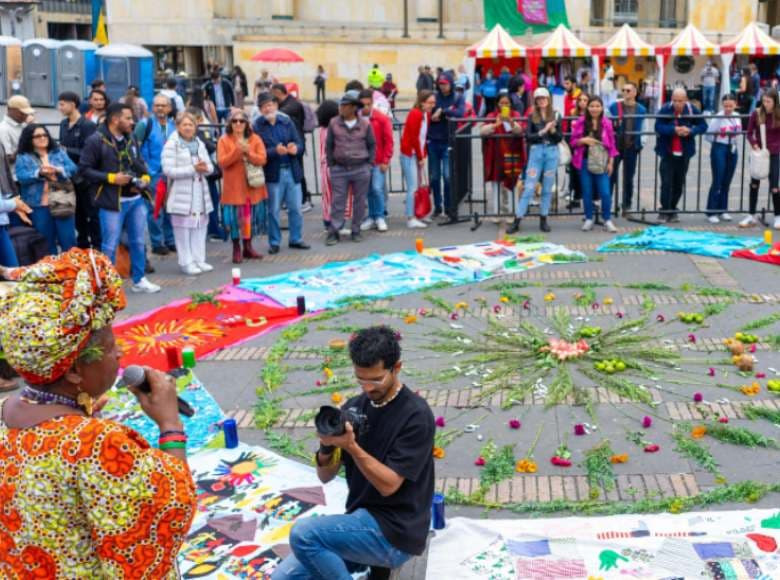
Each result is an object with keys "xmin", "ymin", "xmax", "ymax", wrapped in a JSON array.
[{"xmin": 598, "ymin": 226, "xmax": 762, "ymax": 259}]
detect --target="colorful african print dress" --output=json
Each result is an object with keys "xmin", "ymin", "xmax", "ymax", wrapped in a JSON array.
[{"xmin": 0, "ymin": 413, "xmax": 196, "ymax": 578}]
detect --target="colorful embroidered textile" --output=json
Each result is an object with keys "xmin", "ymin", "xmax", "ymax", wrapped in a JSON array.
[
  {"xmin": 733, "ymin": 241, "xmax": 780, "ymax": 266},
  {"xmin": 598, "ymin": 226, "xmax": 762, "ymax": 259},
  {"xmin": 423, "ymin": 240, "xmax": 587, "ymax": 274},
  {"xmin": 0, "ymin": 248, "xmax": 125, "ymax": 384},
  {"xmin": 0, "ymin": 414, "xmax": 196, "ymax": 579}
]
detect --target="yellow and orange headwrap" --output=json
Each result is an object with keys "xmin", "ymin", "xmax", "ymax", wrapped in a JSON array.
[{"xmin": 0, "ymin": 249, "xmax": 126, "ymax": 385}]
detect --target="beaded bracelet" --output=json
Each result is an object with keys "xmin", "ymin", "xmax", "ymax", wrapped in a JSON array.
[
  {"xmin": 159, "ymin": 434, "xmax": 187, "ymax": 444},
  {"xmin": 159, "ymin": 441, "xmax": 187, "ymax": 450},
  {"xmin": 160, "ymin": 430, "xmax": 186, "ymax": 438}
]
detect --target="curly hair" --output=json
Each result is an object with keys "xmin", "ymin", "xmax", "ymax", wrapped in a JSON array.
[
  {"xmin": 349, "ymin": 326, "xmax": 401, "ymax": 370},
  {"xmin": 18, "ymin": 124, "xmax": 56, "ymax": 155}
]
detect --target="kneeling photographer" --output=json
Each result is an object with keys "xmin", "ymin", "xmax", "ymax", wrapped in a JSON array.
[{"xmin": 273, "ymin": 326, "xmax": 435, "ymax": 579}]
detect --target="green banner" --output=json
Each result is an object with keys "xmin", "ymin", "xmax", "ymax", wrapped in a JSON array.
[{"xmin": 484, "ymin": 0, "xmax": 569, "ymax": 35}]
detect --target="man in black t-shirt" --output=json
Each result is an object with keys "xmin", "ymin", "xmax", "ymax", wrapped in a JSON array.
[{"xmin": 272, "ymin": 326, "xmax": 435, "ymax": 579}]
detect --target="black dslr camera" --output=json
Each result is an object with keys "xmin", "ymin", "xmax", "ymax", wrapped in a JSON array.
[{"xmin": 315, "ymin": 405, "xmax": 368, "ymax": 453}]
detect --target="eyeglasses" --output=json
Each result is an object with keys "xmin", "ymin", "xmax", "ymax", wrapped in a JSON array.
[
  {"xmin": 231, "ymin": 119, "xmax": 247, "ymax": 124},
  {"xmin": 32, "ymin": 134, "xmax": 48, "ymax": 139},
  {"xmin": 622, "ymin": 88, "xmax": 634, "ymax": 93},
  {"xmin": 354, "ymin": 370, "xmax": 391, "ymax": 388}
]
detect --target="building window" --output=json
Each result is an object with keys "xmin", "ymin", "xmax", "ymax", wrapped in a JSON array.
[
  {"xmin": 590, "ymin": 0, "xmax": 606, "ymax": 26},
  {"xmin": 659, "ymin": 0, "xmax": 678, "ymax": 28},
  {"xmin": 614, "ymin": 0, "xmax": 638, "ymax": 24}
]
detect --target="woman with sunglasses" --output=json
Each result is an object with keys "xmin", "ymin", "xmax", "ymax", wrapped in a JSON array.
[
  {"xmin": 15, "ymin": 124, "xmax": 78, "ymax": 255},
  {"xmin": 217, "ymin": 110, "xmax": 267, "ymax": 264}
]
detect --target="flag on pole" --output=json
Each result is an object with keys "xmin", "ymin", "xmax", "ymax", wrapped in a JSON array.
[
  {"xmin": 92, "ymin": 0, "xmax": 108, "ymax": 45},
  {"xmin": 484, "ymin": 0, "xmax": 568, "ymax": 35}
]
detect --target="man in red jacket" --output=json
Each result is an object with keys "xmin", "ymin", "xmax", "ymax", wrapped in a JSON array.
[{"xmin": 358, "ymin": 89, "xmax": 394, "ymax": 232}]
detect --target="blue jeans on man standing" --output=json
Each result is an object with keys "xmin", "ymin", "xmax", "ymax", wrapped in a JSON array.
[
  {"xmin": 580, "ymin": 166, "xmax": 612, "ymax": 221},
  {"xmin": 0, "ymin": 225, "xmax": 17, "ymax": 267},
  {"xmin": 367, "ymin": 165, "xmax": 387, "ymax": 221},
  {"xmin": 100, "ymin": 197, "xmax": 147, "ymax": 284},
  {"xmin": 267, "ymin": 166, "xmax": 303, "ymax": 249},
  {"xmin": 427, "ymin": 140, "xmax": 449, "ymax": 213},
  {"xmin": 30, "ymin": 207, "xmax": 76, "ymax": 256},
  {"xmin": 516, "ymin": 144, "xmax": 559, "ymax": 218},
  {"xmin": 271, "ymin": 508, "xmax": 411, "ymax": 580},
  {"xmin": 146, "ymin": 175, "xmax": 175, "ymax": 249},
  {"xmin": 702, "ymin": 85, "xmax": 716, "ymax": 112},
  {"xmin": 706, "ymin": 142, "xmax": 738, "ymax": 215}
]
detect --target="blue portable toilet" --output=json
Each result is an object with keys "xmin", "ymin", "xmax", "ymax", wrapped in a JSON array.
[
  {"xmin": 57, "ymin": 40, "xmax": 97, "ymax": 99},
  {"xmin": 0, "ymin": 36, "xmax": 22, "ymax": 103},
  {"xmin": 96, "ymin": 43, "xmax": 154, "ymax": 106},
  {"xmin": 22, "ymin": 39, "xmax": 62, "ymax": 107}
]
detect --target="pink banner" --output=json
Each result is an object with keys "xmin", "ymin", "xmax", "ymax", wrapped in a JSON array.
[{"xmin": 518, "ymin": 0, "xmax": 549, "ymax": 25}]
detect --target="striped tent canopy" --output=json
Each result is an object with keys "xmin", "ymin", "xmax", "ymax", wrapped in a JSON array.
[
  {"xmin": 593, "ymin": 23, "xmax": 655, "ymax": 57},
  {"xmin": 529, "ymin": 24, "xmax": 591, "ymax": 58},
  {"xmin": 721, "ymin": 22, "xmax": 780, "ymax": 55},
  {"xmin": 466, "ymin": 23, "xmax": 527, "ymax": 58},
  {"xmin": 658, "ymin": 23, "xmax": 720, "ymax": 56}
]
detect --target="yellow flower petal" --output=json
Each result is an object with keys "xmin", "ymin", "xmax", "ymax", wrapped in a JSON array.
[
  {"xmin": 404, "ymin": 315, "xmax": 417, "ymax": 324},
  {"xmin": 603, "ymin": 297, "xmax": 613, "ymax": 305},
  {"xmin": 544, "ymin": 292, "xmax": 556, "ymax": 302},
  {"xmin": 331, "ymin": 392, "xmax": 342, "ymax": 404},
  {"xmin": 432, "ymin": 446, "xmax": 446, "ymax": 459}
]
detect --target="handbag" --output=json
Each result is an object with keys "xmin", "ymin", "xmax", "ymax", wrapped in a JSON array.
[
  {"xmin": 414, "ymin": 170, "xmax": 432, "ymax": 219},
  {"xmin": 587, "ymin": 142, "xmax": 610, "ymax": 175},
  {"xmin": 749, "ymin": 122, "xmax": 770, "ymax": 181},
  {"xmin": 245, "ymin": 155, "xmax": 266, "ymax": 188},
  {"xmin": 47, "ymin": 179, "xmax": 76, "ymax": 218},
  {"xmin": 557, "ymin": 140, "xmax": 571, "ymax": 167}
]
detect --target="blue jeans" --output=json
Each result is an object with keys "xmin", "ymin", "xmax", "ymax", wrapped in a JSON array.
[
  {"xmin": 367, "ymin": 165, "xmax": 387, "ymax": 220},
  {"xmin": 206, "ymin": 178, "xmax": 226, "ymax": 240},
  {"xmin": 100, "ymin": 197, "xmax": 147, "ymax": 284},
  {"xmin": 707, "ymin": 142, "xmax": 737, "ymax": 215},
  {"xmin": 0, "ymin": 225, "xmax": 17, "ymax": 266},
  {"xmin": 267, "ymin": 166, "xmax": 303, "ymax": 248},
  {"xmin": 702, "ymin": 85, "xmax": 716, "ymax": 112},
  {"xmin": 611, "ymin": 148, "xmax": 639, "ymax": 209},
  {"xmin": 146, "ymin": 175, "xmax": 174, "ymax": 249},
  {"xmin": 580, "ymin": 166, "xmax": 612, "ymax": 221},
  {"xmin": 400, "ymin": 153, "xmax": 418, "ymax": 218},
  {"xmin": 272, "ymin": 508, "xmax": 411, "ymax": 580},
  {"xmin": 516, "ymin": 144, "xmax": 558, "ymax": 218},
  {"xmin": 30, "ymin": 206, "xmax": 76, "ymax": 256},
  {"xmin": 427, "ymin": 140, "xmax": 449, "ymax": 213}
]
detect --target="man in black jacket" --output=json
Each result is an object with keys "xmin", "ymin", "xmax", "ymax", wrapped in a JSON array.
[
  {"xmin": 203, "ymin": 69, "xmax": 235, "ymax": 122},
  {"xmin": 58, "ymin": 91, "xmax": 98, "ymax": 249},
  {"xmin": 271, "ymin": 83, "xmax": 312, "ymax": 211},
  {"xmin": 79, "ymin": 102, "xmax": 160, "ymax": 293}
]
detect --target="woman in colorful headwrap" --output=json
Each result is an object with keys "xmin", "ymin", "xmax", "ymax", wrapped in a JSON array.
[{"xmin": 0, "ymin": 248, "xmax": 196, "ymax": 579}]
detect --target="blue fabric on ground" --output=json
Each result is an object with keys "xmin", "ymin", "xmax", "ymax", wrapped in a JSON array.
[{"xmin": 597, "ymin": 226, "xmax": 762, "ymax": 259}]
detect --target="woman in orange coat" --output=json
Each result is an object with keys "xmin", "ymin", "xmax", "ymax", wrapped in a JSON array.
[{"xmin": 217, "ymin": 109, "xmax": 268, "ymax": 263}]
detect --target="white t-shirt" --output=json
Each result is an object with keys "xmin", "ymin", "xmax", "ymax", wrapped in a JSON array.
[{"xmin": 419, "ymin": 115, "xmax": 428, "ymax": 155}]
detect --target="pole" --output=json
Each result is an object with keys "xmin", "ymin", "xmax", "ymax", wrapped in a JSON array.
[
  {"xmin": 402, "ymin": 0, "xmax": 410, "ymax": 38},
  {"xmin": 438, "ymin": 0, "xmax": 444, "ymax": 39}
]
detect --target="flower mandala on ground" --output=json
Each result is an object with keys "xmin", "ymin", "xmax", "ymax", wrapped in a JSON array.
[
  {"xmin": 432, "ymin": 446, "xmax": 445, "ymax": 459},
  {"xmin": 541, "ymin": 338, "xmax": 590, "ymax": 361},
  {"xmin": 691, "ymin": 425, "xmax": 707, "ymax": 439},
  {"xmin": 551, "ymin": 441, "xmax": 572, "ymax": 467}
]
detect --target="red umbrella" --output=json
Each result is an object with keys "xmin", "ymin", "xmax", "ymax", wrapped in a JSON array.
[{"xmin": 250, "ymin": 48, "xmax": 303, "ymax": 62}]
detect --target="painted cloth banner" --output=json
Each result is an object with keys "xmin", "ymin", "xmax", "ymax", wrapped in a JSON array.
[
  {"xmin": 484, "ymin": 0, "xmax": 568, "ymax": 35},
  {"xmin": 113, "ymin": 290, "xmax": 299, "ymax": 369},
  {"xmin": 178, "ymin": 443, "xmax": 349, "ymax": 578},
  {"xmin": 429, "ymin": 511, "xmax": 780, "ymax": 579},
  {"xmin": 733, "ymin": 242, "xmax": 780, "ymax": 266},
  {"xmin": 239, "ymin": 251, "xmax": 477, "ymax": 311},
  {"xmin": 100, "ymin": 371, "xmax": 225, "ymax": 452},
  {"xmin": 598, "ymin": 226, "xmax": 762, "ymax": 259},
  {"xmin": 423, "ymin": 240, "xmax": 587, "ymax": 274}
]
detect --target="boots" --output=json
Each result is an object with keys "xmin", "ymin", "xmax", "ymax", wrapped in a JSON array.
[
  {"xmin": 242, "ymin": 238, "xmax": 263, "ymax": 260},
  {"xmin": 507, "ymin": 217, "xmax": 521, "ymax": 234},
  {"xmin": 539, "ymin": 216, "xmax": 551, "ymax": 232},
  {"xmin": 232, "ymin": 240, "xmax": 242, "ymax": 264}
]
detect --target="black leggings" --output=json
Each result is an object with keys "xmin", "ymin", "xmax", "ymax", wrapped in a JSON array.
[{"xmin": 749, "ymin": 152, "xmax": 780, "ymax": 215}]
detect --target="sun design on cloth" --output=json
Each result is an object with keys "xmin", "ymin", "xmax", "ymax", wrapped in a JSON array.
[
  {"xmin": 213, "ymin": 451, "xmax": 278, "ymax": 486},
  {"xmin": 116, "ymin": 318, "xmax": 226, "ymax": 356}
]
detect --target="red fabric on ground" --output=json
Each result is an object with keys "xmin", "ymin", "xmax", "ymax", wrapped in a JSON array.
[{"xmin": 732, "ymin": 242, "xmax": 780, "ymax": 266}]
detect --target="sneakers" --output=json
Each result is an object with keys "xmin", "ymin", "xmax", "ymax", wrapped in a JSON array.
[
  {"xmin": 739, "ymin": 214, "xmax": 758, "ymax": 228},
  {"xmin": 196, "ymin": 262, "xmax": 214, "ymax": 272},
  {"xmin": 375, "ymin": 217, "xmax": 388, "ymax": 232},
  {"xmin": 582, "ymin": 219, "xmax": 594, "ymax": 231},
  {"xmin": 326, "ymin": 231, "xmax": 339, "ymax": 246},
  {"xmin": 360, "ymin": 218, "xmax": 375, "ymax": 231},
  {"xmin": 774, "ymin": 216, "xmax": 780, "ymax": 230},
  {"xmin": 707, "ymin": 215, "xmax": 720, "ymax": 224},
  {"xmin": 152, "ymin": 246, "xmax": 169, "ymax": 256},
  {"xmin": 667, "ymin": 213, "xmax": 680, "ymax": 223},
  {"xmin": 720, "ymin": 213, "xmax": 733, "ymax": 221},
  {"xmin": 131, "ymin": 277, "xmax": 161, "ymax": 293},
  {"xmin": 301, "ymin": 201, "xmax": 314, "ymax": 213},
  {"xmin": 604, "ymin": 219, "xmax": 617, "ymax": 233},
  {"xmin": 181, "ymin": 264, "xmax": 201, "ymax": 275},
  {"xmin": 338, "ymin": 226, "xmax": 351, "ymax": 237},
  {"xmin": 407, "ymin": 218, "xmax": 428, "ymax": 229}
]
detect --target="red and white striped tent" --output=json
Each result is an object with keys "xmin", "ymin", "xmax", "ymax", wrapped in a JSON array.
[
  {"xmin": 466, "ymin": 23, "xmax": 527, "ymax": 58},
  {"xmin": 720, "ymin": 22, "xmax": 780, "ymax": 55},
  {"xmin": 656, "ymin": 24, "xmax": 719, "ymax": 104},
  {"xmin": 593, "ymin": 23, "xmax": 656, "ymax": 57},
  {"xmin": 529, "ymin": 24, "xmax": 592, "ymax": 58}
]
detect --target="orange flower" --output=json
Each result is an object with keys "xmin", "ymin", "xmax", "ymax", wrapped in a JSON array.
[
  {"xmin": 499, "ymin": 296, "xmax": 510, "ymax": 303},
  {"xmin": 610, "ymin": 454, "xmax": 629, "ymax": 464},
  {"xmin": 515, "ymin": 458, "xmax": 538, "ymax": 473},
  {"xmin": 432, "ymin": 446, "xmax": 446, "ymax": 459},
  {"xmin": 691, "ymin": 425, "xmax": 707, "ymax": 439},
  {"xmin": 740, "ymin": 382, "xmax": 761, "ymax": 396},
  {"xmin": 331, "ymin": 392, "xmax": 343, "ymax": 404},
  {"xmin": 403, "ymin": 314, "xmax": 417, "ymax": 324},
  {"xmin": 454, "ymin": 302, "xmax": 469, "ymax": 310},
  {"xmin": 603, "ymin": 297, "xmax": 614, "ymax": 305}
]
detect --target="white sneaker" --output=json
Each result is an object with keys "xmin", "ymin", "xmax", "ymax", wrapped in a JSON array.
[
  {"xmin": 131, "ymin": 277, "xmax": 161, "ymax": 293},
  {"xmin": 360, "ymin": 218, "xmax": 375, "ymax": 231},
  {"xmin": 604, "ymin": 219, "xmax": 617, "ymax": 233},
  {"xmin": 421, "ymin": 216, "xmax": 434, "ymax": 223},
  {"xmin": 707, "ymin": 215, "xmax": 720, "ymax": 224},
  {"xmin": 407, "ymin": 218, "xmax": 428, "ymax": 229},
  {"xmin": 720, "ymin": 213, "xmax": 732, "ymax": 221},
  {"xmin": 196, "ymin": 262, "xmax": 214, "ymax": 272},
  {"xmin": 774, "ymin": 216, "xmax": 780, "ymax": 230},
  {"xmin": 181, "ymin": 264, "xmax": 202, "ymax": 275},
  {"xmin": 339, "ymin": 227, "xmax": 351, "ymax": 236},
  {"xmin": 375, "ymin": 217, "xmax": 388, "ymax": 232},
  {"xmin": 739, "ymin": 215, "xmax": 758, "ymax": 228},
  {"xmin": 582, "ymin": 219, "xmax": 594, "ymax": 231},
  {"xmin": 301, "ymin": 201, "xmax": 314, "ymax": 213}
]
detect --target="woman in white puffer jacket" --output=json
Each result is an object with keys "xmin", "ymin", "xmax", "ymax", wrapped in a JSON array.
[{"xmin": 162, "ymin": 111, "xmax": 215, "ymax": 275}]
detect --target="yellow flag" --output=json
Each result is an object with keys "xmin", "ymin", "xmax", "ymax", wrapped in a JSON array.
[{"xmin": 93, "ymin": 9, "xmax": 108, "ymax": 45}]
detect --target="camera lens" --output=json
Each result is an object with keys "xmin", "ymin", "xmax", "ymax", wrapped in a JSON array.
[{"xmin": 315, "ymin": 405, "xmax": 345, "ymax": 437}]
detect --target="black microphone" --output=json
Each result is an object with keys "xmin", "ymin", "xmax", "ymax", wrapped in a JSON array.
[{"xmin": 119, "ymin": 365, "xmax": 195, "ymax": 417}]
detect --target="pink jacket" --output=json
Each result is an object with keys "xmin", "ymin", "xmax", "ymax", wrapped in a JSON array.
[{"xmin": 570, "ymin": 116, "xmax": 619, "ymax": 170}]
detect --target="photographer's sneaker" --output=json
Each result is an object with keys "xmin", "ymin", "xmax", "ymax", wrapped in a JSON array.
[
  {"xmin": 375, "ymin": 217, "xmax": 388, "ymax": 232},
  {"xmin": 131, "ymin": 277, "xmax": 161, "ymax": 293},
  {"xmin": 360, "ymin": 218, "xmax": 375, "ymax": 231}
]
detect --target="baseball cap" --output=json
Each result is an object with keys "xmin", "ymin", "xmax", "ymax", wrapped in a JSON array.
[
  {"xmin": 7, "ymin": 95, "xmax": 34, "ymax": 115},
  {"xmin": 437, "ymin": 76, "xmax": 451, "ymax": 85},
  {"xmin": 533, "ymin": 87, "xmax": 551, "ymax": 100},
  {"xmin": 339, "ymin": 90, "xmax": 361, "ymax": 106},
  {"xmin": 257, "ymin": 92, "xmax": 275, "ymax": 107}
]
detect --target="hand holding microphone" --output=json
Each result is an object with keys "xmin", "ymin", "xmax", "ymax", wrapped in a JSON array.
[{"xmin": 120, "ymin": 365, "xmax": 195, "ymax": 425}]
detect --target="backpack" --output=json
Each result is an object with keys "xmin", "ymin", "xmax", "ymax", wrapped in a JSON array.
[
  {"xmin": 302, "ymin": 102, "xmax": 317, "ymax": 133},
  {"xmin": 139, "ymin": 118, "xmax": 154, "ymax": 146},
  {"xmin": 9, "ymin": 225, "xmax": 48, "ymax": 266}
]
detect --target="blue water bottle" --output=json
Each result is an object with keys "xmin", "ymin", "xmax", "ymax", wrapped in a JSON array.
[
  {"xmin": 223, "ymin": 418, "xmax": 239, "ymax": 449},
  {"xmin": 431, "ymin": 493, "xmax": 446, "ymax": 530}
]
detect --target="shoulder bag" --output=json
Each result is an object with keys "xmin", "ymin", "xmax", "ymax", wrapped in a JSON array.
[
  {"xmin": 749, "ymin": 122, "xmax": 770, "ymax": 181},
  {"xmin": 587, "ymin": 142, "xmax": 610, "ymax": 175},
  {"xmin": 555, "ymin": 113, "xmax": 571, "ymax": 167},
  {"xmin": 245, "ymin": 154, "xmax": 265, "ymax": 188}
]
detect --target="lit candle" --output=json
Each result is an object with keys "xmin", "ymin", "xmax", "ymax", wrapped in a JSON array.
[
  {"xmin": 415, "ymin": 238, "xmax": 424, "ymax": 253},
  {"xmin": 231, "ymin": 268, "xmax": 241, "ymax": 285},
  {"xmin": 181, "ymin": 347, "xmax": 196, "ymax": 369},
  {"xmin": 765, "ymin": 230, "xmax": 773, "ymax": 246},
  {"xmin": 165, "ymin": 346, "xmax": 180, "ymax": 370}
]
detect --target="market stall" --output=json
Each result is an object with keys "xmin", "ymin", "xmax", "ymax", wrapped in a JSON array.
[
  {"xmin": 465, "ymin": 23, "xmax": 528, "ymax": 103},
  {"xmin": 720, "ymin": 22, "xmax": 780, "ymax": 101},
  {"xmin": 657, "ymin": 24, "xmax": 720, "ymax": 105}
]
